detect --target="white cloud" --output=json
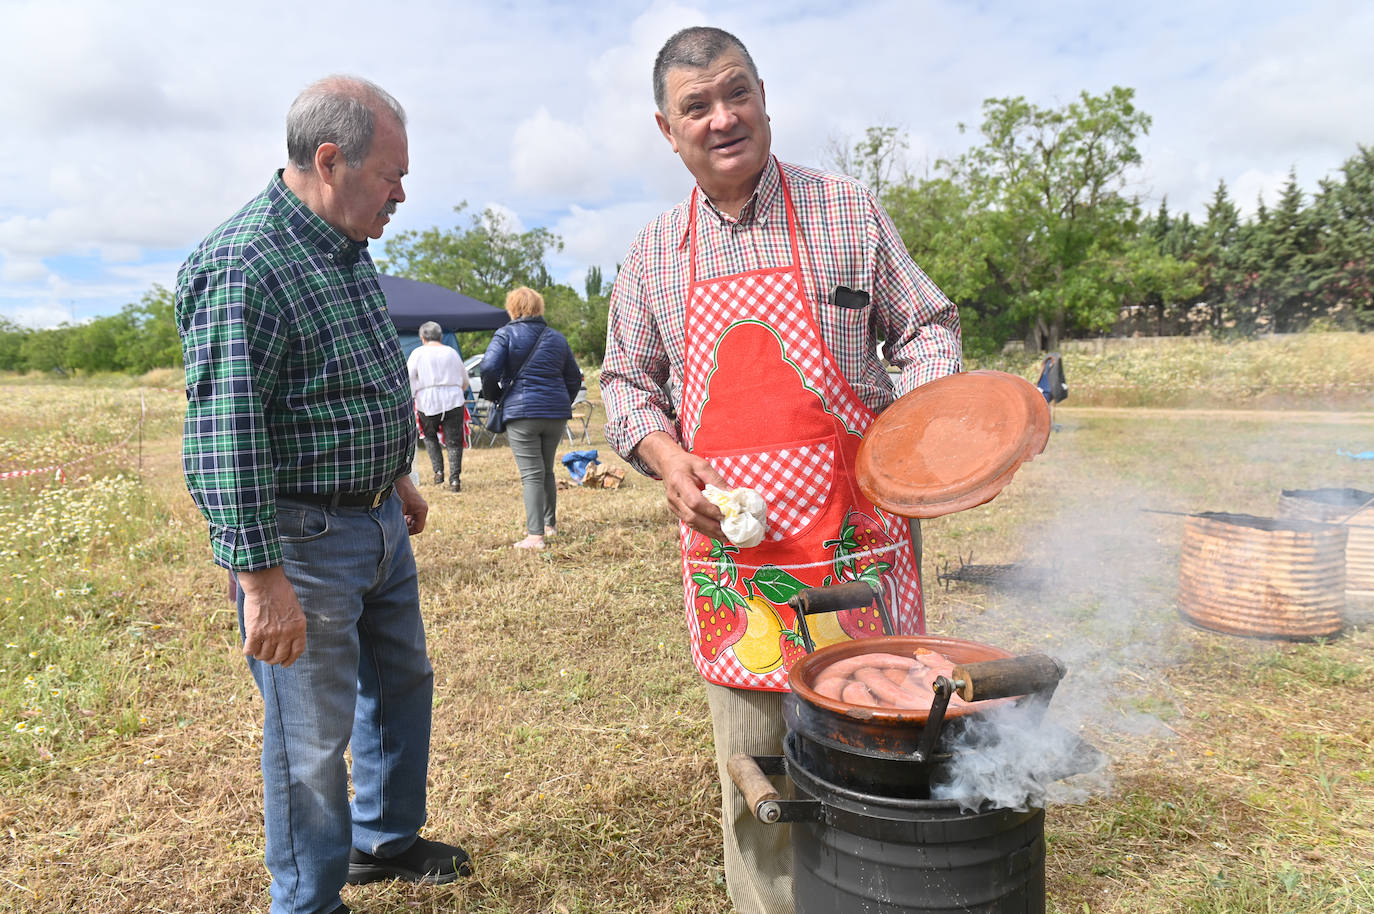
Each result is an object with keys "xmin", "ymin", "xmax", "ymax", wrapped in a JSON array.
[
  {"xmin": 1230, "ymin": 168, "xmax": 1294, "ymax": 217},
  {"xmin": 0, "ymin": 256, "xmax": 49, "ymax": 284},
  {"xmin": 511, "ymin": 109, "xmax": 607, "ymax": 199},
  {"xmin": 482, "ymin": 203, "xmax": 527, "ymax": 234},
  {"xmin": 549, "ymin": 200, "xmax": 669, "ymax": 278},
  {"xmin": 2, "ymin": 302, "xmax": 77, "ymax": 330},
  {"xmin": 1, "ymin": 0, "xmax": 1370, "ymax": 326},
  {"xmin": 508, "ymin": 3, "xmax": 697, "ymax": 207}
]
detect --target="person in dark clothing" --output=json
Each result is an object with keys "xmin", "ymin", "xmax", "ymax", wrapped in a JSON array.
[
  {"xmin": 479, "ymin": 286, "xmax": 583, "ymax": 549},
  {"xmin": 1036, "ymin": 353, "xmax": 1068, "ymax": 404}
]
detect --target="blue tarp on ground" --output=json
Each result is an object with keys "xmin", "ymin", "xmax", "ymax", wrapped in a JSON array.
[{"xmin": 561, "ymin": 450, "xmax": 600, "ymax": 484}]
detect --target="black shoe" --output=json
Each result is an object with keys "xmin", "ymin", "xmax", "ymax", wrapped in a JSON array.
[
  {"xmin": 448, "ymin": 480, "xmax": 461, "ymax": 492},
  {"xmin": 346, "ymin": 836, "xmax": 472, "ymax": 885},
  {"xmin": 432, "ymin": 472, "xmax": 444, "ymax": 485}
]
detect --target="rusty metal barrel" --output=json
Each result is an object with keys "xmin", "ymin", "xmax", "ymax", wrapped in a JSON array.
[
  {"xmin": 1178, "ymin": 511, "xmax": 1346, "ymax": 640},
  {"xmin": 1277, "ymin": 488, "xmax": 1374, "ymax": 596}
]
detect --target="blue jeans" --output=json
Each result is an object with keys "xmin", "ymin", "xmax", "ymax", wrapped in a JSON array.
[
  {"xmin": 238, "ymin": 494, "xmax": 434, "ymax": 914},
  {"xmin": 506, "ymin": 417, "xmax": 565, "ymax": 535}
]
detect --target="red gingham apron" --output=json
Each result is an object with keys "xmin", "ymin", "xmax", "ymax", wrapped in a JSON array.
[{"xmin": 678, "ymin": 162, "xmax": 923, "ymax": 692}]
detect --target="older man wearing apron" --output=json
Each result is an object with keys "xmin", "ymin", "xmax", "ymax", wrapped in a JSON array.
[{"xmin": 602, "ymin": 27, "xmax": 962, "ymax": 914}]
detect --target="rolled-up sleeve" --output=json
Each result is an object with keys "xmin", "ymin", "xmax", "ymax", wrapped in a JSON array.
[
  {"xmin": 178, "ymin": 262, "xmax": 286, "ymax": 571},
  {"xmin": 601, "ymin": 247, "xmax": 678, "ymax": 477}
]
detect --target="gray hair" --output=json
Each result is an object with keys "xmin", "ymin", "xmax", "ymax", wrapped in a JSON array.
[
  {"xmin": 418, "ymin": 321, "xmax": 443, "ymax": 342},
  {"xmin": 286, "ymin": 75, "xmax": 407, "ymax": 171},
  {"xmin": 653, "ymin": 27, "xmax": 759, "ymax": 114}
]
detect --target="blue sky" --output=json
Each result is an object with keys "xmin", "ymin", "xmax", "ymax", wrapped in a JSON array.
[{"xmin": 2, "ymin": 0, "xmax": 1370, "ymax": 328}]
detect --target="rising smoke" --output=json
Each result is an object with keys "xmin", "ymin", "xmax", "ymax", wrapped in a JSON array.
[
  {"xmin": 930, "ymin": 703, "xmax": 1112, "ymax": 813},
  {"xmin": 926, "ymin": 427, "xmax": 1189, "ymax": 811}
]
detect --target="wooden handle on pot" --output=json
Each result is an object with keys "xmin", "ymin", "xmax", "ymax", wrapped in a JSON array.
[
  {"xmin": 727, "ymin": 753, "xmax": 783, "ymax": 823},
  {"xmin": 951, "ymin": 653, "xmax": 1065, "ymax": 702},
  {"xmin": 788, "ymin": 581, "xmax": 877, "ymax": 615}
]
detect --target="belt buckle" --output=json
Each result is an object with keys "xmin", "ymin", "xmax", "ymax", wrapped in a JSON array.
[{"xmin": 370, "ymin": 488, "xmax": 386, "ymax": 509}]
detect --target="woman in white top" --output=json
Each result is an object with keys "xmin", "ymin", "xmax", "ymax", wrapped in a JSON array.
[{"xmin": 406, "ymin": 321, "xmax": 471, "ymax": 491}]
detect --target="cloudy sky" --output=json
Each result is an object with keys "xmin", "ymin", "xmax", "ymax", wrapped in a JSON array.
[{"xmin": 2, "ymin": 0, "xmax": 1370, "ymax": 328}]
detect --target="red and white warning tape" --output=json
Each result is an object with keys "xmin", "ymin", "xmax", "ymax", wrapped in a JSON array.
[{"xmin": 0, "ymin": 390, "xmax": 149, "ymax": 482}]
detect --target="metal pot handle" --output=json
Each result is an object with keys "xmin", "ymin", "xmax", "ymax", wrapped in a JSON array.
[{"xmin": 787, "ymin": 582, "xmax": 895, "ymax": 652}]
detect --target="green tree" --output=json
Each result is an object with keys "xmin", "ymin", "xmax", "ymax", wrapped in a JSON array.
[
  {"xmin": 380, "ymin": 203, "xmax": 562, "ymax": 307},
  {"xmin": 959, "ymin": 87, "xmax": 1153, "ymax": 349},
  {"xmin": 883, "ymin": 176, "xmax": 995, "ymax": 350},
  {"xmin": 65, "ymin": 316, "xmax": 124, "ymax": 374},
  {"xmin": 115, "ymin": 285, "xmax": 181, "ymax": 372},
  {"xmin": 3, "ymin": 285, "xmax": 180, "ymax": 377},
  {"xmin": 1253, "ymin": 172, "xmax": 1323, "ymax": 331},
  {"xmin": 61, "ymin": 286, "xmax": 181, "ymax": 375},
  {"xmin": 884, "ymin": 86, "xmax": 1193, "ymax": 351},
  {"xmin": 0, "ymin": 317, "xmax": 29, "ymax": 371},
  {"xmin": 573, "ymin": 266, "xmax": 610, "ymax": 364},
  {"xmin": 1195, "ymin": 180, "xmax": 1246, "ymax": 331},
  {"xmin": 825, "ymin": 126, "xmax": 910, "ymax": 198},
  {"xmin": 18, "ymin": 327, "xmax": 72, "ymax": 375},
  {"xmin": 1309, "ymin": 146, "xmax": 1374, "ymax": 328},
  {"xmin": 1113, "ymin": 235, "xmax": 1203, "ymax": 336},
  {"xmin": 1120, "ymin": 198, "xmax": 1203, "ymax": 334}
]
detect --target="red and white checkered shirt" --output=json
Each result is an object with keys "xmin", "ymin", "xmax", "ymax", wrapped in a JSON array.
[{"xmin": 602, "ymin": 158, "xmax": 962, "ymax": 472}]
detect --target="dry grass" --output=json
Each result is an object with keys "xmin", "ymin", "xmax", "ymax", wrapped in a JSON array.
[
  {"xmin": 2, "ymin": 346, "xmax": 1373, "ymax": 912},
  {"xmin": 980, "ymin": 331, "xmax": 1374, "ymax": 411}
]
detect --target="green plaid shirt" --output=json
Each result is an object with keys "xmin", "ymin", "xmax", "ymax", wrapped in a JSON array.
[{"xmin": 176, "ymin": 171, "xmax": 416, "ymax": 571}]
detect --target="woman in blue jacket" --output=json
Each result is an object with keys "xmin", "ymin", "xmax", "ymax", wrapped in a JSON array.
[{"xmin": 480, "ymin": 287, "xmax": 584, "ymax": 549}]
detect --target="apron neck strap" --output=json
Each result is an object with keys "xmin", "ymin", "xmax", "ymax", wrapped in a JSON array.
[{"xmin": 688, "ymin": 157, "xmax": 804, "ymax": 284}]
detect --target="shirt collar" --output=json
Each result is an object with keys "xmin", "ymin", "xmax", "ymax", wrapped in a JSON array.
[
  {"xmin": 268, "ymin": 169, "xmax": 368, "ymax": 267},
  {"xmin": 678, "ymin": 157, "xmax": 781, "ymax": 249}
]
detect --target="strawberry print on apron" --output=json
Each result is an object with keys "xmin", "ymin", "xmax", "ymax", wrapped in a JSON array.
[{"xmin": 679, "ymin": 159, "xmax": 924, "ymax": 692}]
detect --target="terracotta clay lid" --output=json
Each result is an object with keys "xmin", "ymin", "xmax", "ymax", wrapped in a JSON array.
[{"xmin": 857, "ymin": 370, "xmax": 1051, "ymax": 518}]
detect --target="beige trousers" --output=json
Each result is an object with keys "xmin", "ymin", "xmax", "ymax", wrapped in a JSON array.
[
  {"xmin": 699, "ymin": 517, "xmax": 922, "ymax": 914},
  {"xmin": 705, "ymin": 682, "xmax": 793, "ymax": 914}
]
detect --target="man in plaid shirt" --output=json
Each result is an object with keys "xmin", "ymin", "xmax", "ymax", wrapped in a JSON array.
[
  {"xmin": 177, "ymin": 76, "xmax": 468, "ymax": 914},
  {"xmin": 601, "ymin": 28, "xmax": 961, "ymax": 914}
]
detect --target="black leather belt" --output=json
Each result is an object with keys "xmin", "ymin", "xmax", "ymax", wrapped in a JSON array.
[{"xmin": 277, "ymin": 484, "xmax": 394, "ymax": 509}]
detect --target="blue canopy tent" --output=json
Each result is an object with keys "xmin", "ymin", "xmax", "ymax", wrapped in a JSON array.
[{"xmin": 380, "ymin": 274, "xmax": 508, "ymax": 359}]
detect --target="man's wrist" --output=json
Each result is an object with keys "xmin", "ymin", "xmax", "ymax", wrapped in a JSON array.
[
  {"xmin": 234, "ymin": 565, "xmax": 288, "ymax": 595},
  {"xmin": 631, "ymin": 430, "xmax": 682, "ymax": 478}
]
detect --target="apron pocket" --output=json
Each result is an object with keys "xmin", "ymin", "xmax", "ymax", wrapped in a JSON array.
[{"xmin": 709, "ymin": 440, "xmax": 836, "ymax": 543}]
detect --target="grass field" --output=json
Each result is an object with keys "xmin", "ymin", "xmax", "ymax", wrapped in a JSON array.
[{"xmin": 1, "ymin": 338, "xmax": 1372, "ymax": 913}]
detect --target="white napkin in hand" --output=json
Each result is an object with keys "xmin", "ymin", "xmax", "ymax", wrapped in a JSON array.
[{"xmin": 703, "ymin": 485, "xmax": 768, "ymax": 548}]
